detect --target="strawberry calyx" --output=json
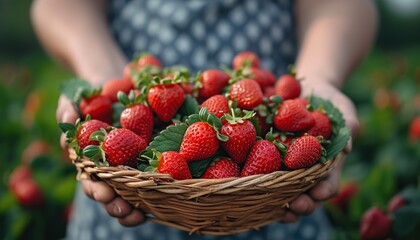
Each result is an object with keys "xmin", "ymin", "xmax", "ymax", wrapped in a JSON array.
[
  {"xmin": 265, "ymin": 129, "xmax": 288, "ymax": 156},
  {"xmin": 185, "ymin": 107, "xmax": 228, "ymax": 142},
  {"xmin": 287, "ymin": 65, "xmax": 297, "ymax": 78},
  {"xmin": 141, "ymin": 149, "xmax": 161, "ymax": 173},
  {"xmin": 59, "ymin": 115, "xmax": 93, "ymax": 156},
  {"xmin": 118, "ymin": 89, "xmax": 147, "ymax": 107},
  {"xmin": 222, "ymin": 108, "xmax": 255, "ymax": 125},
  {"xmin": 82, "ymin": 127, "xmax": 114, "ymax": 166},
  {"xmin": 81, "ymin": 87, "xmax": 102, "ymax": 99}
]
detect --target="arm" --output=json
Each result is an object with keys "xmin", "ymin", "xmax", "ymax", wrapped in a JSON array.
[
  {"xmin": 31, "ymin": 0, "xmax": 143, "ymax": 226},
  {"xmin": 282, "ymin": 0, "xmax": 378, "ymax": 221}
]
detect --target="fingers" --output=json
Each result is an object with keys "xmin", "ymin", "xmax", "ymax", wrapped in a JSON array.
[
  {"xmin": 82, "ymin": 180, "xmax": 146, "ymax": 226},
  {"xmin": 309, "ymin": 157, "xmax": 344, "ymax": 201},
  {"xmin": 118, "ymin": 209, "xmax": 146, "ymax": 227},
  {"xmin": 289, "ymin": 194, "xmax": 318, "ymax": 215},
  {"xmin": 82, "ymin": 180, "xmax": 116, "ymax": 203},
  {"xmin": 57, "ymin": 95, "xmax": 80, "ymax": 149}
]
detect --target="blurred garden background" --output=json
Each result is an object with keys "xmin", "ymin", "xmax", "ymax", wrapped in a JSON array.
[{"xmin": 1, "ymin": 0, "xmax": 420, "ymax": 239}]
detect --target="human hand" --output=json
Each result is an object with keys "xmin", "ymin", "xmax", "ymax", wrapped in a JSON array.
[
  {"xmin": 56, "ymin": 76, "xmax": 146, "ymax": 226},
  {"xmin": 280, "ymin": 82, "xmax": 359, "ymax": 222}
]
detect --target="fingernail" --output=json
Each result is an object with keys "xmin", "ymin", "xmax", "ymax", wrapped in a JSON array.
[{"xmin": 113, "ymin": 204, "xmax": 122, "ymax": 215}]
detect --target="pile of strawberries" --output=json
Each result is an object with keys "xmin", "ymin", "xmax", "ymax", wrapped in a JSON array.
[{"xmin": 60, "ymin": 52, "xmax": 348, "ymax": 180}]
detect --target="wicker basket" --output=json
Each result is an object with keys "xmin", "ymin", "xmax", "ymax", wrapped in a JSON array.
[{"xmin": 70, "ymin": 148, "xmax": 345, "ymax": 236}]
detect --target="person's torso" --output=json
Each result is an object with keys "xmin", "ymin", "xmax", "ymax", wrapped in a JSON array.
[{"xmin": 109, "ymin": 0, "xmax": 297, "ymax": 75}]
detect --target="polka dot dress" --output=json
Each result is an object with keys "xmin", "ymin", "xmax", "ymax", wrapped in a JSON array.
[
  {"xmin": 109, "ymin": 0, "xmax": 296, "ymax": 75},
  {"xmin": 66, "ymin": 1, "xmax": 331, "ymax": 239}
]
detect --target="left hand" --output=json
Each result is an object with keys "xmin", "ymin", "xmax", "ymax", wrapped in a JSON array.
[{"xmin": 280, "ymin": 82, "xmax": 359, "ymax": 222}]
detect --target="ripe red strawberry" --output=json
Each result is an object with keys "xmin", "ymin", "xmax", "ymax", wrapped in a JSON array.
[
  {"xmin": 221, "ymin": 118, "xmax": 257, "ymax": 164},
  {"xmin": 157, "ymin": 151, "xmax": 192, "ymax": 180},
  {"xmin": 201, "ymin": 158, "xmax": 240, "ymax": 179},
  {"xmin": 275, "ymin": 74, "xmax": 301, "ymax": 100},
  {"xmin": 360, "ymin": 207, "xmax": 392, "ymax": 240},
  {"xmin": 120, "ymin": 104, "xmax": 154, "ymax": 143},
  {"xmin": 274, "ymin": 99, "xmax": 315, "ymax": 132},
  {"xmin": 80, "ymin": 94, "xmax": 113, "ymax": 124},
  {"xmin": 233, "ymin": 51, "xmax": 260, "ymax": 70},
  {"xmin": 123, "ymin": 62, "xmax": 137, "ymax": 79},
  {"xmin": 200, "ymin": 95, "xmax": 230, "ymax": 119},
  {"xmin": 230, "ymin": 79, "xmax": 263, "ymax": 110},
  {"xmin": 12, "ymin": 178, "xmax": 44, "ymax": 207},
  {"xmin": 180, "ymin": 122, "xmax": 220, "ymax": 162},
  {"xmin": 295, "ymin": 97, "xmax": 310, "ymax": 107},
  {"xmin": 245, "ymin": 67, "xmax": 270, "ymax": 89},
  {"xmin": 284, "ymin": 135, "xmax": 322, "ymax": 169},
  {"xmin": 147, "ymin": 83, "xmax": 185, "ymax": 122},
  {"xmin": 263, "ymin": 86, "xmax": 276, "ymax": 99},
  {"xmin": 306, "ymin": 110, "xmax": 332, "ymax": 139},
  {"xmin": 77, "ymin": 119, "xmax": 110, "ymax": 149},
  {"xmin": 198, "ymin": 69, "xmax": 230, "ymax": 99},
  {"xmin": 387, "ymin": 194, "xmax": 406, "ymax": 213},
  {"xmin": 8, "ymin": 165, "xmax": 32, "ymax": 191},
  {"xmin": 329, "ymin": 182, "xmax": 359, "ymax": 211},
  {"xmin": 241, "ymin": 140, "xmax": 282, "ymax": 176},
  {"xmin": 137, "ymin": 53, "xmax": 163, "ymax": 69},
  {"xmin": 409, "ymin": 116, "xmax": 420, "ymax": 141},
  {"xmin": 102, "ymin": 128, "xmax": 148, "ymax": 166},
  {"xmin": 255, "ymin": 112, "xmax": 271, "ymax": 137},
  {"xmin": 260, "ymin": 69, "xmax": 276, "ymax": 87},
  {"xmin": 101, "ymin": 78, "xmax": 134, "ymax": 102}
]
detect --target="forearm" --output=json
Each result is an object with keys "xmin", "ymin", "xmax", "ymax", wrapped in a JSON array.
[
  {"xmin": 295, "ymin": 0, "xmax": 378, "ymax": 88},
  {"xmin": 31, "ymin": 0, "xmax": 127, "ymax": 86}
]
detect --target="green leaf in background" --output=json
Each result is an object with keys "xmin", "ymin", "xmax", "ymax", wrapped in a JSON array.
[
  {"xmin": 147, "ymin": 123, "xmax": 188, "ymax": 152},
  {"xmin": 176, "ymin": 95, "xmax": 200, "ymax": 121},
  {"xmin": 392, "ymin": 206, "xmax": 420, "ymax": 240},
  {"xmin": 59, "ymin": 78, "xmax": 92, "ymax": 105},
  {"xmin": 188, "ymin": 156, "xmax": 215, "ymax": 178}
]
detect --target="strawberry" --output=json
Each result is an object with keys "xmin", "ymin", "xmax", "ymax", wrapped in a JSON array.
[
  {"xmin": 86, "ymin": 128, "xmax": 148, "ymax": 167},
  {"xmin": 387, "ymin": 194, "xmax": 406, "ymax": 213},
  {"xmin": 255, "ymin": 112, "xmax": 271, "ymax": 137},
  {"xmin": 306, "ymin": 110, "xmax": 332, "ymax": 139},
  {"xmin": 409, "ymin": 116, "xmax": 420, "ymax": 141},
  {"xmin": 137, "ymin": 53, "xmax": 163, "ymax": 69},
  {"xmin": 230, "ymin": 79, "xmax": 263, "ymax": 110},
  {"xmin": 157, "ymin": 151, "xmax": 192, "ymax": 180},
  {"xmin": 12, "ymin": 178, "xmax": 44, "ymax": 207},
  {"xmin": 295, "ymin": 97, "xmax": 310, "ymax": 108},
  {"xmin": 241, "ymin": 140, "xmax": 282, "ymax": 177},
  {"xmin": 274, "ymin": 99, "xmax": 315, "ymax": 132},
  {"xmin": 147, "ymin": 83, "xmax": 185, "ymax": 122},
  {"xmin": 263, "ymin": 86, "xmax": 276, "ymax": 99},
  {"xmin": 8, "ymin": 165, "xmax": 32, "ymax": 191},
  {"xmin": 200, "ymin": 95, "xmax": 230, "ymax": 119},
  {"xmin": 221, "ymin": 111, "xmax": 257, "ymax": 164},
  {"xmin": 201, "ymin": 157, "xmax": 240, "ymax": 179},
  {"xmin": 233, "ymin": 51, "xmax": 260, "ymax": 70},
  {"xmin": 180, "ymin": 122, "xmax": 220, "ymax": 162},
  {"xmin": 244, "ymin": 67, "xmax": 271, "ymax": 89},
  {"xmin": 101, "ymin": 78, "xmax": 134, "ymax": 102},
  {"xmin": 76, "ymin": 119, "xmax": 110, "ymax": 149},
  {"xmin": 119, "ymin": 91, "xmax": 154, "ymax": 143},
  {"xmin": 275, "ymin": 73, "xmax": 301, "ymax": 100},
  {"xmin": 284, "ymin": 135, "xmax": 322, "ymax": 169},
  {"xmin": 360, "ymin": 207, "xmax": 392, "ymax": 240},
  {"xmin": 198, "ymin": 69, "xmax": 230, "ymax": 99},
  {"xmin": 80, "ymin": 94, "xmax": 113, "ymax": 124},
  {"xmin": 260, "ymin": 69, "xmax": 276, "ymax": 87},
  {"xmin": 275, "ymin": 134, "xmax": 294, "ymax": 148}
]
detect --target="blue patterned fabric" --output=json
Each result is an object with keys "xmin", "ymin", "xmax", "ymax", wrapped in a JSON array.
[{"xmin": 66, "ymin": 1, "xmax": 331, "ymax": 239}]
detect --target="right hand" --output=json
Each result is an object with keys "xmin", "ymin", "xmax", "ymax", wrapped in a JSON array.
[{"xmin": 57, "ymin": 94, "xmax": 146, "ymax": 226}]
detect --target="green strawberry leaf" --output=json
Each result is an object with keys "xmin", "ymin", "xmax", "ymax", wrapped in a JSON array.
[
  {"xmin": 309, "ymin": 96, "xmax": 350, "ymax": 160},
  {"xmin": 58, "ymin": 122, "xmax": 76, "ymax": 134},
  {"xmin": 309, "ymin": 95, "xmax": 345, "ymax": 129},
  {"xmin": 60, "ymin": 78, "xmax": 92, "ymax": 105},
  {"xmin": 147, "ymin": 123, "xmax": 188, "ymax": 152},
  {"xmin": 392, "ymin": 205, "xmax": 420, "ymax": 240},
  {"xmin": 188, "ymin": 156, "xmax": 215, "ymax": 178},
  {"xmin": 112, "ymin": 102, "xmax": 125, "ymax": 127},
  {"xmin": 176, "ymin": 95, "xmax": 200, "ymax": 120},
  {"xmin": 326, "ymin": 127, "xmax": 351, "ymax": 159}
]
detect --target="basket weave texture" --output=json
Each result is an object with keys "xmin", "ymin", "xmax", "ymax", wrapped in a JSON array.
[{"xmin": 70, "ymin": 149, "xmax": 344, "ymax": 236}]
